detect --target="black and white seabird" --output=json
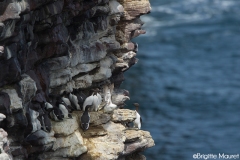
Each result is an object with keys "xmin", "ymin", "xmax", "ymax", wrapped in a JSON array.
[
  {"xmin": 48, "ymin": 95, "xmax": 65, "ymax": 121},
  {"xmin": 80, "ymin": 105, "xmax": 91, "ymax": 131},
  {"xmin": 133, "ymin": 103, "xmax": 142, "ymax": 129},
  {"xmin": 73, "ymin": 89, "xmax": 87, "ymax": 110},
  {"xmin": 49, "ymin": 107, "xmax": 64, "ymax": 121},
  {"xmin": 68, "ymin": 92, "xmax": 81, "ymax": 110},
  {"xmin": 44, "ymin": 102, "xmax": 53, "ymax": 111},
  {"xmin": 82, "ymin": 88, "xmax": 102, "ymax": 111},
  {"xmin": 39, "ymin": 112, "xmax": 52, "ymax": 133},
  {"xmin": 61, "ymin": 91, "xmax": 75, "ymax": 112},
  {"xmin": 57, "ymin": 101, "xmax": 72, "ymax": 119}
]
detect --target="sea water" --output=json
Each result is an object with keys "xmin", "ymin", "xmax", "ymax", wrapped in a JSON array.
[{"xmin": 122, "ymin": 0, "xmax": 240, "ymax": 159}]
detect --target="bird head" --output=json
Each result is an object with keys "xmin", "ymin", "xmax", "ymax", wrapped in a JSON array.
[{"xmin": 133, "ymin": 103, "xmax": 140, "ymax": 112}]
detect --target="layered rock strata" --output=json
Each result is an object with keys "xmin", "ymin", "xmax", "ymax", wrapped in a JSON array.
[{"xmin": 0, "ymin": 0, "xmax": 153, "ymax": 159}]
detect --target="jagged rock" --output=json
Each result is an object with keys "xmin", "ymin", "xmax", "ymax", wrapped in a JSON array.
[
  {"xmin": 49, "ymin": 68, "xmax": 72, "ymax": 88},
  {"xmin": 51, "ymin": 113, "xmax": 79, "ymax": 136},
  {"xmin": 0, "ymin": 128, "xmax": 12, "ymax": 160},
  {"xmin": 92, "ymin": 56, "xmax": 114, "ymax": 82},
  {"xmin": 38, "ymin": 24, "xmax": 68, "ymax": 44},
  {"xmin": 39, "ymin": 143, "xmax": 87, "ymax": 159},
  {"xmin": 52, "ymin": 130, "xmax": 86, "ymax": 151},
  {"xmin": 118, "ymin": 0, "xmax": 151, "ymax": 20},
  {"xmin": 80, "ymin": 121, "xmax": 126, "ymax": 160},
  {"xmin": 89, "ymin": 111, "xmax": 111, "ymax": 126},
  {"xmin": 69, "ymin": 40, "xmax": 107, "ymax": 66},
  {"xmin": 71, "ymin": 63, "xmax": 98, "ymax": 77},
  {"xmin": 0, "ymin": 0, "xmax": 154, "ymax": 159},
  {"xmin": 0, "ymin": 91, "xmax": 11, "ymax": 115},
  {"xmin": 49, "ymin": 81, "xmax": 75, "ymax": 95},
  {"xmin": 74, "ymin": 74, "xmax": 92, "ymax": 89},
  {"xmin": 0, "ymin": 58, "xmax": 21, "ymax": 87},
  {"xmin": 109, "ymin": 0, "xmax": 124, "ymax": 15},
  {"xmin": 124, "ymin": 130, "xmax": 141, "ymax": 143},
  {"xmin": 0, "ymin": 2, "xmax": 21, "ymax": 22},
  {"xmin": 18, "ymin": 74, "xmax": 37, "ymax": 104},
  {"xmin": 125, "ymin": 153, "xmax": 146, "ymax": 160},
  {"xmin": 46, "ymin": 56, "xmax": 69, "ymax": 71},
  {"xmin": 123, "ymin": 130, "xmax": 155, "ymax": 156},
  {"xmin": 1, "ymin": 88, "xmax": 22, "ymax": 112},
  {"xmin": 80, "ymin": 126, "xmax": 107, "ymax": 137},
  {"xmin": 111, "ymin": 109, "xmax": 136, "ymax": 123}
]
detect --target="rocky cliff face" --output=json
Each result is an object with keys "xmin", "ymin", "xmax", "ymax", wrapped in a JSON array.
[{"xmin": 0, "ymin": 0, "xmax": 153, "ymax": 159}]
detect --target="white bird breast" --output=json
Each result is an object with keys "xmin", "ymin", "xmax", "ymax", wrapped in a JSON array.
[
  {"xmin": 59, "ymin": 104, "xmax": 68, "ymax": 118},
  {"xmin": 62, "ymin": 97, "xmax": 71, "ymax": 106},
  {"xmin": 134, "ymin": 111, "xmax": 141, "ymax": 129},
  {"xmin": 69, "ymin": 93, "xmax": 80, "ymax": 110},
  {"xmin": 45, "ymin": 102, "xmax": 53, "ymax": 109}
]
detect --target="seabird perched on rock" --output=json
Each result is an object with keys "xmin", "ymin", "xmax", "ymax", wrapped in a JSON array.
[
  {"xmin": 73, "ymin": 89, "xmax": 87, "ymax": 110},
  {"xmin": 48, "ymin": 100, "xmax": 63, "ymax": 121},
  {"xmin": 111, "ymin": 89, "xmax": 130, "ymax": 108},
  {"xmin": 133, "ymin": 103, "xmax": 142, "ymax": 130},
  {"xmin": 61, "ymin": 91, "xmax": 75, "ymax": 112},
  {"xmin": 44, "ymin": 102, "xmax": 53, "ymax": 111},
  {"xmin": 103, "ymin": 85, "xmax": 117, "ymax": 113},
  {"xmin": 38, "ymin": 102, "xmax": 53, "ymax": 133},
  {"xmin": 49, "ymin": 106, "xmax": 64, "ymax": 121},
  {"xmin": 39, "ymin": 113, "xmax": 52, "ymax": 133},
  {"xmin": 80, "ymin": 105, "xmax": 91, "ymax": 131},
  {"xmin": 133, "ymin": 42, "xmax": 138, "ymax": 52},
  {"xmin": 82, "ymin": 88, "xmax": 102, "ymax": 111},
  {"xmin": 57, "ymin": 101, "xmax": 72, "ymax": 119},
  {"xmin": 68, "ymin": 92, "xmax": 81, "ymax": 110}
]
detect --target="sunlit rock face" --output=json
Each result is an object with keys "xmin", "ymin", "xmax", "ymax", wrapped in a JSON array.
[{"xmin": 0, "ymin": 0, "xmax": 153, "ymax": 159}]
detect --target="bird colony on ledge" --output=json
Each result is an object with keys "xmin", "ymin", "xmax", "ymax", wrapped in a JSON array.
[
  {"xmin": 0, "ymin": 0, "xmax": 153, "ymax": 159},
  {"xmin": 0, "ymin": 82, "xmax": 142, "ymax": 159}
]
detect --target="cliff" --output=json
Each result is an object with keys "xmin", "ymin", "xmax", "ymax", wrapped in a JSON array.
[{"xmin": 0, "ymin": 0, "xmax": 154, "ymax": 159}]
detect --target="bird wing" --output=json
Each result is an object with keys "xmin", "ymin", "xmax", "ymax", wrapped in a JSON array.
[
  {"xmin": 82, "ymin": 96, "xmax": 93, "ymax": 111},
  {"xmin": 62, "ymin": 97, "xmax": 71, "ymax": 106}
]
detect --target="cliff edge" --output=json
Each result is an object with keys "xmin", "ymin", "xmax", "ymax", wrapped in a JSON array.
[{"xmin": 0, "ymin": 0, "xmax": 154, "ymax": 159}]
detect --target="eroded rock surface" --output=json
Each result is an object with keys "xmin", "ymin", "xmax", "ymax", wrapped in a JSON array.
[{"xmin": 0, "ymin": 0, "xmax": 154, "ymax": 159}]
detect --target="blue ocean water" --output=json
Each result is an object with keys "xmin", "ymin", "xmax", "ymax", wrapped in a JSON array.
[{"xmin": 122, "ymin": 0, "xmax": 240, "ymax": 159}]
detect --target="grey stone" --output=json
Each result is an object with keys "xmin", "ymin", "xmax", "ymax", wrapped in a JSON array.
[
  {"xmin": 49, "ymin": 68, "xmax": 72, "ymax": 88},
  {"xmin": 18, "ymin": 74, "xmax": 37, "ymax": 104},
  {"xmin": 71, "ymin": 63, "xmax": 98, "ymax": 77},
  {"xmin": 1, "ymin": 88, "xmax": 22, "ymax": 111},
  {"xmin": 111, "ymin": 109, "xmax": 136, "ymax": 123}
]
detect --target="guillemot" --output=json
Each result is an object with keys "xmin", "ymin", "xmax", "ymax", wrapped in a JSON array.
[
  {"xmin": 80, "ymin": 105, "xmax": 91, "ymax": 131},
  {"xmin": 133, "ymin": 103, "xmax": 142, "ymax": 129},
  {"xmin": 82, "ymin": 88, "xmax": 102, "ymax": 111}
]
